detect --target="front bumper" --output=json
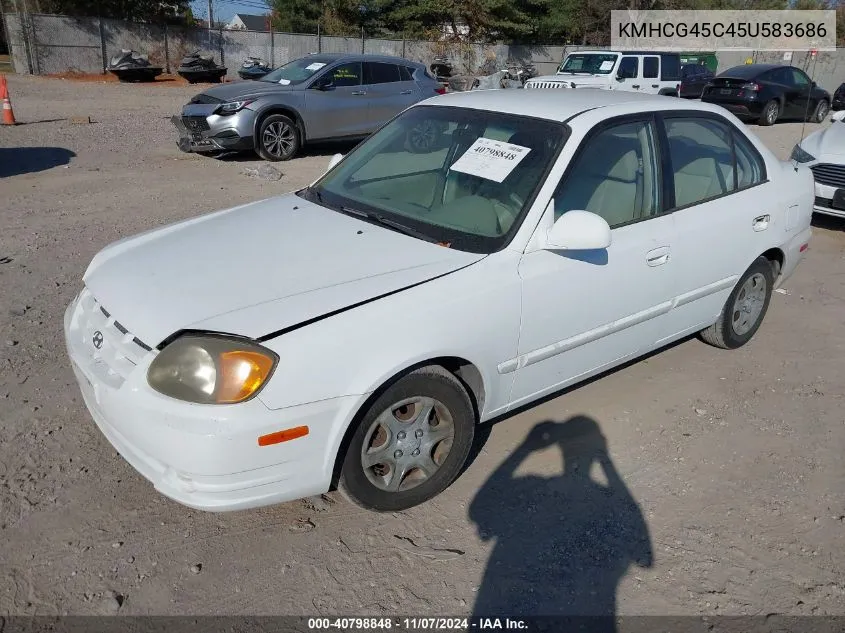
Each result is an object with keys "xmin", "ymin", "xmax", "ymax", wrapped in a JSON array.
[
  {"xmin": 812, "ymin": 180, "xmax": 845, "ymax": 219},
  {"xmin": 172, "ymin": 105, "xmax": 256, "ymax": 154},
  {"xmin": 64, "ymin": 288, "xmax": 361, "ymax": 512}
]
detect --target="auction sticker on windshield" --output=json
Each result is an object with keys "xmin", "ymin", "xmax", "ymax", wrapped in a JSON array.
[
  {"xmin": 306, "ymin": 62, "xmax": 326, "ymax": 71},
  {"xmin": 599, "ymin": 60, "xmax": 616, "ymax": 70},
  {"xmin": 449, "ymin": 137, "xmax": 531, "ymax": 183}
]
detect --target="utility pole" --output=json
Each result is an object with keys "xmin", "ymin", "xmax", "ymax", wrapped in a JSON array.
[{"xmin": 207, "ymin": 0, "xmax": 213, "ymax": 49}]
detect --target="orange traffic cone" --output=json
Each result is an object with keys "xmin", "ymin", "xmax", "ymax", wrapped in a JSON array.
[{"xmin": 1, "ymin": 75, "xmax": 16, "ymax": 125}]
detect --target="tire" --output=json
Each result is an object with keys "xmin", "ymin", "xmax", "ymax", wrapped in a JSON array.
[
  {"xmin": 700, "ymin": 257, "xmax": 774, "ymax": 350},
  {"xmin": 759, "ymin": 100, "xmax": 780, "ymax": 126},
  {"xmin": 406, "ymin": 119, "xmax": 440, "ymax": 153},
  {"xmin": 256, "ymin": 113, "xmax": 300, "ymax": 162},
  {"xmin": 338, "ymin": 367, "xmax": 476, "ymax": 512},
  {"xmin": 811, "ymin": 99, "xmax": 829, "ymax": 123}
]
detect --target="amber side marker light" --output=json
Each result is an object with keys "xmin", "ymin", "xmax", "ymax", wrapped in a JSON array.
[{"xmin": 258, "ymin": 425, "xmax": 309, "ymax": 447}]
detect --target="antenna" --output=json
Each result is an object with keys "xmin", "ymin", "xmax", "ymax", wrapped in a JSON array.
[{"xmin": 795, "ymin": 49, "xmax": 820, "ymax": 170}]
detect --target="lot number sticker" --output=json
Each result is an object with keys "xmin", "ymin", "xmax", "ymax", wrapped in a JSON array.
[
  {"xmin": 449, "ymin": 137, "xmax": 532, "ymax": 183},
  {"xmin": 599, "ymin": 60, "xmax": 616, "ymax": 71},
  {"xmin": 306, "ymin": 62, "xmax": 327, "ymax": 71}
]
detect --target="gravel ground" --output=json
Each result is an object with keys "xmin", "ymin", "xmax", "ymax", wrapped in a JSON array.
[{"xmin": 1, "ymin": 74, "xmax": 844, "ymax": 618}]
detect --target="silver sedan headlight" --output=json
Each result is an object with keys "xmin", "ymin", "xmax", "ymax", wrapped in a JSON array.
[
  {"xmin": 216, "ymin": 99, "xmax": 255, "ymax": 115},
  {"xmin": 790, "ymin": 144, "xmax": 816, "ymax": 163},
  {"xmin": 147, "ymin": 335, "xmax": 277, "ymax": 404}
]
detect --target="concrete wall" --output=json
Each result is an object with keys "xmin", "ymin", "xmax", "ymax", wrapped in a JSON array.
[
  {"xmin": 1, "ymin": 12, "xmax": 570, "ymax": 79},
  {"xmin": 4, "ymin": 13, "xmax": 844, "ymax": 91}
]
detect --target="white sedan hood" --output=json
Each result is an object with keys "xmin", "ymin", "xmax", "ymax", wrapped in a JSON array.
[
  {"xmin": 801, "ymin": 121, "xmax": 845, "ymax": 159},
  {"xmin": 83, "ymin": 194, "xmax": 483, "ymax": 346}
]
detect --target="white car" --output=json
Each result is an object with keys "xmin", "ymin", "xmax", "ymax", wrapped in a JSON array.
[
  {"xmin": 525, "ymin": 50, "xmax": 681, "ymax": 97},
  {"xmin": 792, "ymin": 109, "xmax": 845, "ymax": 219},
  {"xmin": 65, "ymin": 90, "xmax": 813, "ymax": 513}
]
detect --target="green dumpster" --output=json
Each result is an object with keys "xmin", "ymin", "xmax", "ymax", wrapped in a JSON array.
[{"xmin": 679, "ymin": 52, "xmax": 718, "ymax": 73}]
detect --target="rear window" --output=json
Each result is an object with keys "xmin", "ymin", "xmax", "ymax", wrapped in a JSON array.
[
  {"xmin": 643, "ymin": 57, "xmax": 659, "ymax": 79},
  {"xmin": 660, "ymin": 54, "xmax": 681, "ymax": 81}
]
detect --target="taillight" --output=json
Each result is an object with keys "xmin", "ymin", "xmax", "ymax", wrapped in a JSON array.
[
  {"xmin": 435, "ymin": 86, "xmax": 446, "ymax": 95},
  {"xmin": 741, "ymin": 82, "xmax": 760, "ymax": 92}
]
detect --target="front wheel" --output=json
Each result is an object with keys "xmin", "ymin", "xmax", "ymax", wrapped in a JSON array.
[
  {"xmin": 759, "ymin": 100, "xmax": 780, "ymax": 126},
  {"xmin": 256, "ymin": 113, "xmax": 300, "ymax": 161},
  {"xmin": 700, "ymin": 257, "xmax": 774, "ymax": 350},
  {"xmin": 338, "ymin": 367, "xmax": 475, "ymax": 512}
]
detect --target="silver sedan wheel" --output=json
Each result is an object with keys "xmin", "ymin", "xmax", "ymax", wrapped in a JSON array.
[
  {"xmin": 361, "ymin": 396, "xmax": 454, "ymax": 492},
  {"xmin": 262, "ymin": 121, "xmax": 295, "ymax": 158},
  {"xmin": 731, "ymin": 272, "xmax": 767, "ymax": 336}
]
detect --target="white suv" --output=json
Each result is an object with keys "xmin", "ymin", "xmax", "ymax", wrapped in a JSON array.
[{"xmin": 526, "ymin": 50, "xmax": 681, "ymax": 97}]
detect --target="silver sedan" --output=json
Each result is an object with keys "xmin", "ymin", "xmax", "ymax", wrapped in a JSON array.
[{"xmin": 172, "ymin": 53, "xmax": 444, "ymax": 161}]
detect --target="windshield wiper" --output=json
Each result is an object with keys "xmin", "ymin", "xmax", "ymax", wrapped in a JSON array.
[{"xmin": 340, "ymin": 206, "xmax": 440, "ymax": 243}]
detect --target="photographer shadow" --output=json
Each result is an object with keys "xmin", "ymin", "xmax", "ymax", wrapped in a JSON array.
[{"xmin": 469, "ymin": 417, "xmax": 653, "ymax": 628}]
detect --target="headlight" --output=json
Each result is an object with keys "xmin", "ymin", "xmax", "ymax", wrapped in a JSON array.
[
  {"xmin": 790, "ymin": 144, "xmax": 816, "ymax": 163},
  {"xmin": 216, "ymin": 99, "xmax": 254, "ymax": 115},
  {"xmin": 147, "ymin": 335, "xmax": 277, "ymax": 404}
]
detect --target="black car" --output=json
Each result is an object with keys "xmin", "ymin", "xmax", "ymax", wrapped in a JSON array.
[
  {"xmin": 701, "ymin": 63, "xmax": 830, "ymax": 126},
  {"xmin": 679, "ymin": 63, "xmax": 714, "ymax": 98},
  {"xmin": 832, "ymin": 83, "xmax": 845, "ymax": 110}
]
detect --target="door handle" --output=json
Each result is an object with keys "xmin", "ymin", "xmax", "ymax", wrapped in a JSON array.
[
  {"xmin": 652, "ymin": 84, "xmax": 659, "ymax": 88},
  {"xmin": 400, "ymin": 89, "xmax": 414, "ymax": 94},
  {"xmin": 632, "ymin": 84, "xmax": 641, "ymax": 89},
  {"xmin": 646, "ymin": 246, "xmax": 671, "ymax": 266},
  {"xmin": 351, "ymin": 91, "xmax": 367, "ymax": 96},
  {"xmin": 753, "ymin": 214, "xmax": 771, "ymax": 231}
]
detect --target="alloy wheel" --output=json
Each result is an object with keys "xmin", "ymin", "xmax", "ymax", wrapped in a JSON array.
[{"xmin": 731, "ymin": 272, "xmax": 767, "ymax": 336}]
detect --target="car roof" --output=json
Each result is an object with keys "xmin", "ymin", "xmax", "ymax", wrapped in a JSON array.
[
  {"xmin": 303, "ymin": 53, "xmax": 421, "ymax": 66},
  {"xmin": 425, "ymin": 89, "xmax": 713, "ymax": 123},
  {"xmin": 718, "ymin": 63, "xmax": 783, "ymax": 79},
  {"xmin": 567, "ymin": 50, "xmax": 678, "ymax": 56}
]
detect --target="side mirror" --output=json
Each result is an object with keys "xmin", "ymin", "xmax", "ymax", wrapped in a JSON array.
[
  {"xmin": 543, "ymin": 210, "xmax": 612, "ymax": 251},
  {"xmin": 314, "ymin": 77, "xmax": 334, "ymax": 90},
  {"xmin": 615, "ymin": 73, "xmax": 625, "ymax": 81},
  {"xmin": 327, "ymin": 153, "xmax": 343, "ymax": 171}
]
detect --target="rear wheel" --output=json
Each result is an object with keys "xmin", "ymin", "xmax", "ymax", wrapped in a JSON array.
[
  {"xmin": 759, "ymin": 100, "xmax": 780, "ymax": 126},
  {"xmin": 812, "ymin": 99, "xmax": 829, "ymax": 123},
  {"xmin": 700, "ymin": 257, "xmax": 774, "ymax": 349},
  {"xmin": 338, "ymin": 367, "xmax": 475, "ymax": 512},
  {"xmin": 256, "ymin": 113, "xmax": 300, "ymax": 161}
]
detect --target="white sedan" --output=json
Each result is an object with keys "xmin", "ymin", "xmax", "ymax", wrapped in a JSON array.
[
  {"xmin": 792, "ymin": 109, "xmax": 845, "ymax": 219},
  {"xmin": 65, "ymin": 90, "xmax": 813, "ymax": 513}
]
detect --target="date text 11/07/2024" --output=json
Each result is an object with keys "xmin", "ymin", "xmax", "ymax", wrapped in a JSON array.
[{"xmin": 307, "ymin": 618, "xmax": 529, "ymax": 631}]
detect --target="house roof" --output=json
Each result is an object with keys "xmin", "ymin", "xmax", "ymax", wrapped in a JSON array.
[{"xmin": 231, "ymin": 13, "xmax": 269, "ymax": 31}]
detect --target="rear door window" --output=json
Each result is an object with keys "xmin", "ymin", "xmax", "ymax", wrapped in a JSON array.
[
  {"xmin": 643, "ymin": 57, "xmax": 659, "ymax": 79},
  {"xmin": 399, "ymin": 65, "xmax": 415, "ymax": 81},
  {"xmin": 365, "ymin": 62, "xmax": 401, "ymax": 85}
]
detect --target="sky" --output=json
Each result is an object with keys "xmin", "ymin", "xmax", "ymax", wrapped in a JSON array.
[{"xmin": 191, "ymin": 0, "xmax": 269, "ymax": 24}]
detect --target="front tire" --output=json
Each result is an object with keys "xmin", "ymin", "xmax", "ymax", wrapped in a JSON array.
[
  {"xmin": 256, "ymin": 114, "xmax": 300, "ymax": 161},
  {"xmin": 759, "ymin": 100, "xmax": 780, "ymax": 126},
  {"xmin": 700, "ymin": 257, "xmax": 774, "ymax": 350},
  {"xmin": 338, "ymin": 367, "xmax": 475, "ymax": 512}
]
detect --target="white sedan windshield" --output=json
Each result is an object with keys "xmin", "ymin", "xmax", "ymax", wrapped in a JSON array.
[{"xmin": 307, "ymin": 106, "xmax": 568, "ymax": 253}]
